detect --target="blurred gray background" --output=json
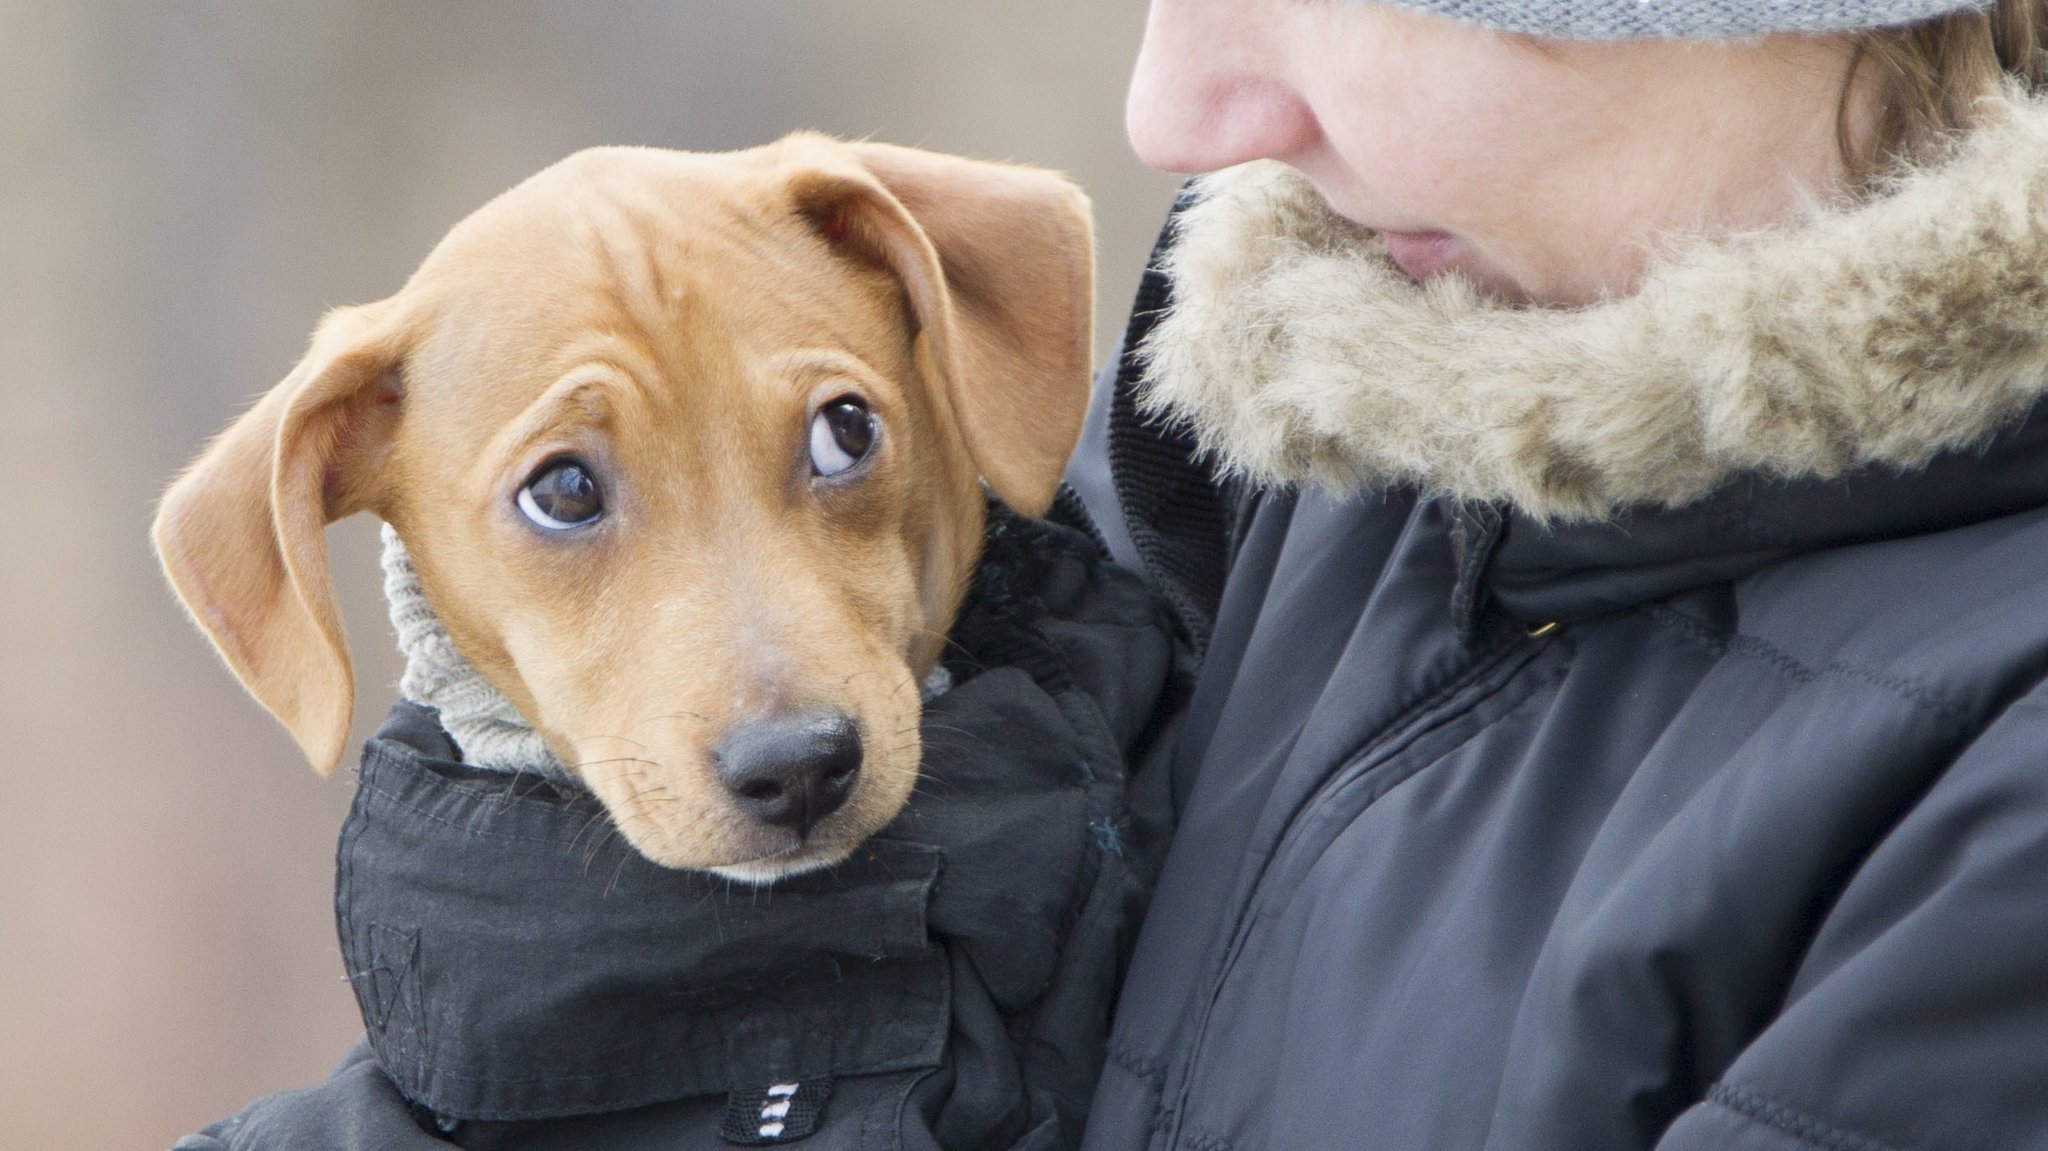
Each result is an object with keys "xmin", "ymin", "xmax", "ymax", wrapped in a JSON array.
[{"xmin": 0, "ymin": 3, "xmax": 1177, "ymax": 1145}]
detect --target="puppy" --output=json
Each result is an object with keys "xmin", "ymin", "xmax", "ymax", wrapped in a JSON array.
[{"xmin": 153, "ymin": 135, "xmax": 1093, "ymax": 882}]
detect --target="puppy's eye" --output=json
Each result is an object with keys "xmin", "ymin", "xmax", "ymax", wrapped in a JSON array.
[
  {"xmin": 809, "ymin": 397, "xmax": 875, "ymax": 478},
  {"xmin": 517, "ymin": 459, "xmax": 603, "ymax": 530}
]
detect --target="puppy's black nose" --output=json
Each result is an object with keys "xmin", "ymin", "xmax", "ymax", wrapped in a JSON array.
[{"xmin": 713, "ymin": 714, "xmax": 862, "ymax": 836}]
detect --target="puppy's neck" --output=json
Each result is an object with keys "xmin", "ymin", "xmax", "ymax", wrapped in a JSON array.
[
  {"xmin": 379, "ymin": 524, "xmax": 579, "ymax": 784},
  {"xmin": 377, "ymin": 523, "xmax": 953, "ymax": 786}
]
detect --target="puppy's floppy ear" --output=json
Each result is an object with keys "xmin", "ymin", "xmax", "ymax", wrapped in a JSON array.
[
  {"xmin": 152, "ymin": 300, "xmax": 409, "ymax": 773},
  {"xmin": 788, "ymin": 138, "xmax": 1095, "ymax": 517}
]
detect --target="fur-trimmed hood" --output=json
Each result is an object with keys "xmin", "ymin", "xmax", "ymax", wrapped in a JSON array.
[{"xmin": 1138, "ymin": 87, "xmax": 2048, "ymax": 523}]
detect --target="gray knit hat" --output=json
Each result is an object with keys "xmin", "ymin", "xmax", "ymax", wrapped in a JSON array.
[{"xmin": 1389, "ymin": 0, "xmax": 1994, "ymax": 39}]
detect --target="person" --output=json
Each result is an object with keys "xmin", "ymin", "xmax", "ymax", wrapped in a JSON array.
[{"xmin": 1066, "ymin": 1, "xmax": 2048, "ymax": 1148}]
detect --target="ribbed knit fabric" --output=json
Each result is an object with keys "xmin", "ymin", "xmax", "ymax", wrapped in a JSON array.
[
  {"xmin": 379, "ymin": 524, "xmax": 575, "ymax": 782},
  {"xmin": 1388, "ymin": 0, "xmax": 1990, "ymax": 39},
  {"xmin": 378, "ymin": 523, "xmax": 955, "ymax": 784},
  {"xmin": 1108, "ymin": 186, "xmax": 1233, "ymax": 660}
]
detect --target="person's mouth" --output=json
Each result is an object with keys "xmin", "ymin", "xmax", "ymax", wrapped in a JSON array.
[{"xmin": 1377, "ymin": 229, "xmax": 1465, "ymax": 282}]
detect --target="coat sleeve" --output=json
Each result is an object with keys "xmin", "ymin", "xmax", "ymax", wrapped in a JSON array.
[
  {"xmin": 175, "ymin": 1040, "xmax": 458, "ymax": 1151},
  {"xmin": 1653, "ymin": 677, "xmax": 2048, "ymax": 1151}
]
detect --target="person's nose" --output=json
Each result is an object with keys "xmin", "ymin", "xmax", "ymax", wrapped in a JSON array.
[{"xmin": 1125, "ymin": 0, "xmax": 1321, "ymax": 175}]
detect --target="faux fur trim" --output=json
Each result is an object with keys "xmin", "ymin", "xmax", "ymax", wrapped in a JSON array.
[{"xmin": 1139, "ymin": 87, "xmax": 2048, "ymax": 522}]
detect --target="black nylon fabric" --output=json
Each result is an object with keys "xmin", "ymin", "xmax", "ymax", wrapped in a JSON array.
[
  {"xmin": 180, "ymin": 505, "xmax": 1177, "ymax": 1151},
  {"xmin": 1487, "ymin": 411, "xmax": 2048, "ymax": 626},
  {"xmin": 1080, "ymin": 196, "xmax": 2048, "ymax": 1151},
  {"xmin": 336, "ymin": 710, "xmax": 950, "ymax": 1120}
]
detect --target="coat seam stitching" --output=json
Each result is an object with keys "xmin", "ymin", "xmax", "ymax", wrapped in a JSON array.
[
  {"xmin": 370, "ymin": 1017, "xmax": 938, "ymax": 1086},
  {"xmin": 1707, "ymin": 1082, "xmax": 1920, "ymax": 1151},
  {"xmin": 1104, "ymin": 1033, "xmax": 1166, "ymax": 1085},
  {"xmin": 1645, "ymin": 606, "xmax": 1970, "ymax": 731},
  {"xmin": 1319, "ymin": 628, "xmax": 1532, "ymax": 781},
  {"xmin": 1180, "ymin": 1127, "xmax": 1236, "ymax": 1151}
]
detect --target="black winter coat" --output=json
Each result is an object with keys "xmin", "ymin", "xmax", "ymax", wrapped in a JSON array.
[
  {"xmin": 179, "ymin": 506, "xmax": 1177, "ymax": 1151},
  {"xmin": 1070, "ymin": 180, "xmax": 2048, "ymax": 1150}
]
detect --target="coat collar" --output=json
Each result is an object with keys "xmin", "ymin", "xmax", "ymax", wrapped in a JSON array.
[
  {"xmin": 340, "ymin": 705, "xmax": 948, "ymax": 1121},
  {"xmin": 1138, "ymin": 86, "xmax": 2048, "ymax": 525},
  {"xmin": 1484, "ymin": 405, "xmax": 2048, "ymax": 625}
]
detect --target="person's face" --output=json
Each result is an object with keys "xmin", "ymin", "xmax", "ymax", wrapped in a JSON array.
[{"xmin": 1127, "ymin": 1, "xmax": 1871, "ymax": 305}]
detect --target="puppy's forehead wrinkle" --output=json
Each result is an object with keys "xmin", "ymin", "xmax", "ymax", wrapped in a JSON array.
[
  {"xmin": 580, "ymin": 196, "xmax": 695, "ymax": 346},
  {"xmin": 490, "ymin": 370, "xmax": 637, "ymax": 458},
  {"xmin": 560, "ymin": 177, "xmax": 904, "ymax": 369},
  {"xmin": 568, "ymin": 178, "xmax": 797, "ymax": 323},
  {"xmin": 774, "ymin": 348, "xmax": 898, "ymax": 394}
]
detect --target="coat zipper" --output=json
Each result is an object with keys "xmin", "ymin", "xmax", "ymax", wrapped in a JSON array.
[{"xmin": 1161, "ymin": 627, "xmax": 1558, "ymax": 1149}]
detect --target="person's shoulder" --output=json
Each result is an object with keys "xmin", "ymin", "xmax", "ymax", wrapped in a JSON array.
[{"xmin": 1733, "ymin": 500, "xmax": 2048, "ymax": 711}]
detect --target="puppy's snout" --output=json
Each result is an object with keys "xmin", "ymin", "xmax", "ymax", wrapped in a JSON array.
[{"xmin": 714, "ymin": 714, "xmax": 863, "ymax": 836}]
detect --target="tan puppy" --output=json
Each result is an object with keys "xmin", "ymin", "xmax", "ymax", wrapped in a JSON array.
[{"xmin": 153, "ymin": 135, "xmax": 1093, "ymax": 881}]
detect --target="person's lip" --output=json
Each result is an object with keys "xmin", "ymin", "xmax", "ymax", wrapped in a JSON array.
[{"xmin": 1377, "ymin": 229, "xmax": 1465, "ymax": 282}]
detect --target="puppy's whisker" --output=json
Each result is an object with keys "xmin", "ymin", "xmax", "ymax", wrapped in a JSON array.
[
  {"xmin": 571, "ymin": 808, "xmax": 618, "ymax": 857},
  {"xmin": 911, "ymin": 627, "xmax": 982, "ymax": 671},
  {"xmin": 624, "ymin": 711, "xmax": 713, "ymax": 732},
  {"xmin": 603, "ymin": 849, "xmax": 636, "ymax": 898},
  {"xmin": 569, "ymin": 754, "xmax": 664, "ymax": 773},
  {"xmin": 883, "ymin": 670, "xmax": 925, "ymax": 703},
  {"xmin": 583, "ymin": 775, "xmax": 670, "ymax": 869},
  {"xmin": 500, "ymin": 765, "xmax": 548, "ymax": 802},
  {"xmin": 580, "ymin": 732, "xmax": 653, "ymax": 752},
  {"xmin": 838, "ymin": 665, "xmax": 913, "ymax": 698}
]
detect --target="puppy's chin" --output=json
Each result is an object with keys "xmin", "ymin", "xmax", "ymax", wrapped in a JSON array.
[
  {"xmin": 608, "ymin": 804, "xmax": 872, "ymax": 883},
  {"xmin": 708, "ymin": 839, "xmax": 864, "ymax": 886}
]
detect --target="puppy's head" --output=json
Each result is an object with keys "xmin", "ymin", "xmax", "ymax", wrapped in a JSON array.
[{"xmin": 153, "ymin": 136, "xmax": 1094, "ymax": 880}]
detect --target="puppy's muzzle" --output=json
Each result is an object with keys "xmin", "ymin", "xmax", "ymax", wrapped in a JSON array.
[{"xmin": 714, "ymin": 714, "xmax": 863, "ymax": 837}]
